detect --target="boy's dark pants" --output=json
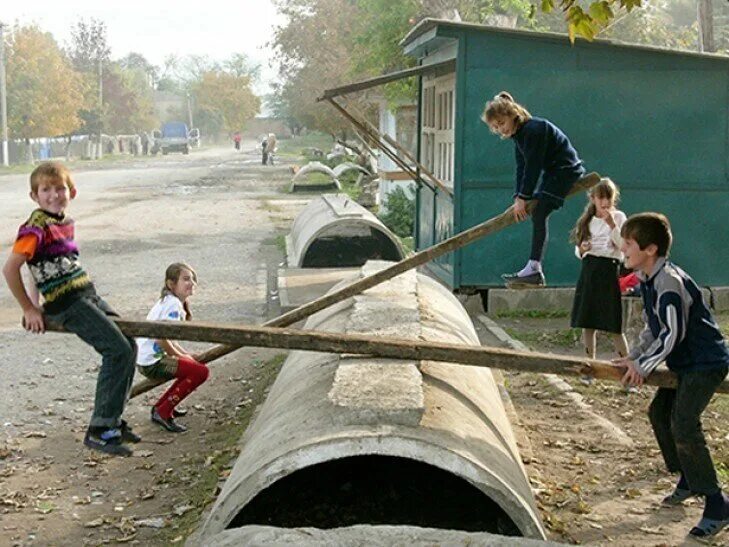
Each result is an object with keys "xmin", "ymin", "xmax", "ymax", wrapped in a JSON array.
[
  {"xmin": 648, "ymin": 366, "xmax": 728, "ymax": 495},
  {"xmin": 46, "ymin": 295, "xmax": 136, "ymax": 429}
]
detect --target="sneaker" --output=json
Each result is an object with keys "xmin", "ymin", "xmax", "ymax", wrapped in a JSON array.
[
  {"xmin": 83, "ymin": 428, "xmax": 132, "ymax": 457},
  {"xmin": 580, "ymin": 376, "xmax": 595, "ymax": 386},
  {"xmin": 120, "ymin": 420, "xmax": 142, "ymax": 443},
  {"xmin": 688, "ymin": 515, "xmax": 729, "ymax": 540},
  {"xmin": 504, "ymin": 271, "xmax": 546, "ymax": 288},
  {"xmin": 151, "ymin": 407, "xmax": 187, "ymax": 433},
  {"xmin": 661, "ymin": 488, "xmax": 694, "ymax": 507},
  {"xmin": 172, "ymin": 407, "xmax": 188, "ymax": 418}
]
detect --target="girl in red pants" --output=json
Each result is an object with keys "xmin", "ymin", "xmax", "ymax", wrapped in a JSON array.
[{"xmin": 136, "ymin": 263, "xmax": 209, "ymax": 432}]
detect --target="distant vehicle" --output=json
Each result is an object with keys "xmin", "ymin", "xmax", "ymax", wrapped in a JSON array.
[{"xmin": 151, "ymin": 122, "xmax": 199, "ymax": 155}]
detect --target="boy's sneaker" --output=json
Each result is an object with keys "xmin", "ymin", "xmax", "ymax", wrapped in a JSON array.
[
  {"xmin": 503, "ymin": 271, "xmax": 546, "ymax": 289},
  {"xmin": 151, "ymin": 407, "xmax": 187, "ymax": 433},
  {"xmin": 83, "ymin": 427, "xmax": 132, "ymax": 457},
  {"xmin": 120, "ymin": 420, "xmax": 142, "ymax": 443},
  {"xmin": 688, "ymin": 515, "xmax": 729, "ymax": 540},
  {"xmin": 661, "ymin": 487, "xmax": 694, "ymax": 507},
  {"xmin": 172, "ymin": 407, "xmax": 188, "ymax": 418}
]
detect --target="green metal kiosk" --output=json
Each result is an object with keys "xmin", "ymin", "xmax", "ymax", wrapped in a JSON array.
[{"xmin": 401, "ymin": 19, "xmax": 729, "ymax": 291}]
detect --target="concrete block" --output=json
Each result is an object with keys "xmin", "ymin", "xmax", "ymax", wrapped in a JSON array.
[
  {"xmin": 711, "ymin": 286, "xmax": 729, "ymax": 312},
  {"xmin": 486, "ymin": 288, "xmax": 574, "ymax": 313}
]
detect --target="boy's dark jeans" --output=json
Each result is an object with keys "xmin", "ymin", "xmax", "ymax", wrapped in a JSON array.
[
  {"xmin": 648, "ymin": 365, "xmax": 728, "ymax": 495},
  {"xmin": 46, "ymin": 295, "xmax": 136, "ymax": 429}
]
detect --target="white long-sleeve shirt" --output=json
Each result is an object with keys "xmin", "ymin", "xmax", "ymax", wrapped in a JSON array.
[{"xmin": 575, "ymin": 210, "xmax": 627, "ymax": 260}]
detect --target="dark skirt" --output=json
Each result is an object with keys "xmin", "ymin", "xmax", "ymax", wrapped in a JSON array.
[{"xmin": 571, "ymin": 255, "xmax": 622, "ymax": 334}]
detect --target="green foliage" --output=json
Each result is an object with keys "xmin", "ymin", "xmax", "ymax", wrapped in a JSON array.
[
  {"xmin": 6, "ymin": 25, "xmax": 85, "ymax": 138},
  {"xmin": 379, "ymin": 186, "xmax": 415, "ymax": 238}
]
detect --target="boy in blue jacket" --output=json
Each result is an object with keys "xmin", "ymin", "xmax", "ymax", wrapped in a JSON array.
[{"xmin": 614, "ymin": 212, "xmax": 729, "ymax": 540}]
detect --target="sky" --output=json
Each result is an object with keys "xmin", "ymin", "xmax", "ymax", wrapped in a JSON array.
[{"xmin": 1, "ymin": 1, "xmax": 285, "ymax": 98}]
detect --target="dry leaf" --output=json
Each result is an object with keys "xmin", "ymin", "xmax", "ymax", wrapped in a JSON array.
[{"xmin": 638, "ymin": 525, "xmax": 663, "ymax": 535}]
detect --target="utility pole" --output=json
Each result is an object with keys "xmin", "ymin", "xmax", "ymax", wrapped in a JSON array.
[
  {"xmin": 0, "ymin": 22, "xmax": 9, "ymax": 166},
  {"xmin": 97, "ymin": 56, "xmax": 103, "ymax": 159},
  {"xmin": 186, "ymin": 92, "xmax": 194, "ymax": 129},
  {"xmin": 698, "ymin": 0, "xmax": 716, "ymax": 52}
]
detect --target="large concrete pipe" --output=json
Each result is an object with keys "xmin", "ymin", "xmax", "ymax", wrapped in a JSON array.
[
  {"xmin": 285, "ymin": 194, "xmax": 406, "ymax": 268},
  {"xmin": 200, "ymin": 261, "xmax": 546, "ymax": 542},
  {"xmin": 290, "ymin": 161, "xmax": 342, "ymax": 192}
]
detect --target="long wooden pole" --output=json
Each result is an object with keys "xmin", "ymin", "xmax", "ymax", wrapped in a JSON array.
[
  {"xmin": 326, "ymin": 98, "xmax": 420, "ymax": 184},
  {"xmin": 46, "ymin": 319, "xmax": 729, "ymax": 394},
  {"xmin": 129, "ymin": 172, "xmax": 600, "ymax": 397},
  {"xmin": 345, "ymin": 101, "xmax": 452, "ymax": 196}
]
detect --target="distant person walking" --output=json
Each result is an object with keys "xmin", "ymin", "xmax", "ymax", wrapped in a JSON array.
[
  {"xmin": 265, "ymin": 133, "xmax": 277, "ymax": 165},
  {"xmin": 233, "ymin": 132, "xmax": 241, "ymax": 151}
]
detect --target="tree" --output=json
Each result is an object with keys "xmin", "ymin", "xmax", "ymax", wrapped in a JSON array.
[
  {"xmin": 67, "ymin": 18, "xmax": 111, "ymax": 73},
  {"xmin": 271, "ymin": 0, "xmax": 365, "ymax": 136},
  {"xmin": 119, "ymin": 52, "xmax": 159, "ymax": 88},
  {"xmin": 101, "ymin": 63, "xmax": 158, "ymax": 133},
  {"xmin": 192, "ymin": 71, "xmax": 260, "ymax": 133},
  {"xmin": 6, "ymin": 25, "xmax": 85, "ymax": 138},
  {"xmin": 224, "ymin": 53, "xmax": 261, "ymax": 81}
]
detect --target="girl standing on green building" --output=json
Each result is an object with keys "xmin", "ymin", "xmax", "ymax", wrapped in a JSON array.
[{"xmin": 482, "ymin": 91, "xmax": 586, "ymax": 287}]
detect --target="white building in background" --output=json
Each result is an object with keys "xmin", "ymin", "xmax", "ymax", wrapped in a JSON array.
[{"xmin": 375, "ymin": 99, "xmax": 417, "ymax": 213}]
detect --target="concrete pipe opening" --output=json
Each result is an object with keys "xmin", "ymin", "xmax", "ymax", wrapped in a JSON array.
[
  {"xmin": 286, "ymin": 195, "xmax": 406, "ymax": 268},
  {"xmin": 302, "ymin": 225, "xmax": 403, "ymax": 267},
  {"xmin": 200, "ymin": 262, "xmax": 546, "ymax": 541},
  {"xmin": 228, "ymin": 455, "xmax": 521, "ymax": 536}
]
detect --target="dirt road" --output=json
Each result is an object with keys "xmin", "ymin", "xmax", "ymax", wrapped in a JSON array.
[{"xmin": 0, "ymin": 143, "xmax": 303, "ymax": 546}]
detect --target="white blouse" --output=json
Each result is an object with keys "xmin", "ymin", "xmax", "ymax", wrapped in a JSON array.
[{"xmin": 575, "ymin": 210, "xmax": 627, "ymax": 261}]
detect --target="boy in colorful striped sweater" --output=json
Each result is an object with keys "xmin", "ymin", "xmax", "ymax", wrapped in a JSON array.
[{"xmin": 3, "ymin": 162, "xmax": 139, "ymax": 457}]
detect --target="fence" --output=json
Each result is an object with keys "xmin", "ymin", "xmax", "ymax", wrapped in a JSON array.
[{"xmin": 1, "ymin": 134, "xmax": 145, "ymax": 165}]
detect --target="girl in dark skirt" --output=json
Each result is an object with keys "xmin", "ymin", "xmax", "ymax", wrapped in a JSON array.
[{"xmin": 570, "ymin": 179, "xmax": 629, "ymax": 369}]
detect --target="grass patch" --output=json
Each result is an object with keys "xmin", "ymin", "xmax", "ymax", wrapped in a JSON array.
[
  {"xmin": 157, "ymin": 353, "xmax": 286, "ymax": 544},
  {"xmin": 399, "ymin": 236, "xmax": 414, "ymax": 254},
  {"xmin": 277, "ymin": 133, "xmax": 334, "ymax": 159},
  {"xmin": 505, "ymin": 327, "xmax": 581, "ymax": 348},
  {"xmin": 717, "ymin": 462, "xmax": 729, "ymax": 485},
  {"xmin": 275, "ymin": 234, "xmax": 286, "ymax": 254},
  {"xmin": 339, "ymin": 170, "xmax": 361, "ymax": 201},
  {"xmin": 494, "ymin": 309, "xmax": 570, "ymax": 319},
  {"xmin": 260, "ymin": 200, "xmax": 284, "ymax": 213},
  {"xmin": 294, "ymin": 172, "xmax": 336, "ymax": 186}
]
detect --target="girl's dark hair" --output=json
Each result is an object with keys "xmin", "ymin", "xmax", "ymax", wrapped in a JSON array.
[
  {"xmin": 570, "ymin": 178, "xmax": 620, "ymax": 244},
  {"xmin": 481, "ymin": 91, "xmax": 531, "ymax": 131},
  {"xmin": 621, "ymin": 213, "xmax": 672, "ymax": 257},
  {"xmin": 160, "ymin": 262, "xmax": 197, "ymax": 320}
]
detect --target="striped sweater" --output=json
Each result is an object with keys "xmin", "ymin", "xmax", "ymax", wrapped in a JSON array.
[
  {"xmin": 15, "ymin": 209, "xmax": 95, "ymax": 313},
  {"xmin": 629, "ymin": 257, "xmax": 729, "ymax": 376}
]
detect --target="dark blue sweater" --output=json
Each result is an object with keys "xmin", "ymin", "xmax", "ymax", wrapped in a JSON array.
[
  {"xmin": 512, "ymin": 117, "xmax": 585, "ymax": 204},
  {"xmin": 630, "ymin": 258, "xmax": 729, "ymax": 375}
]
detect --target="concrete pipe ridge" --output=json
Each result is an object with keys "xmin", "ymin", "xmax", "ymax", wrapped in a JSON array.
[
  {"xmin": 199, "ymin": 261, "xmax": 546, "ymax": 542},
  {"xmin": 332, "ymin": 162, "xmax": 371, "ymax": 178},
  {"xmin": 285, "ymin": 194, "xmax": 405, "ymax": 268}
]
